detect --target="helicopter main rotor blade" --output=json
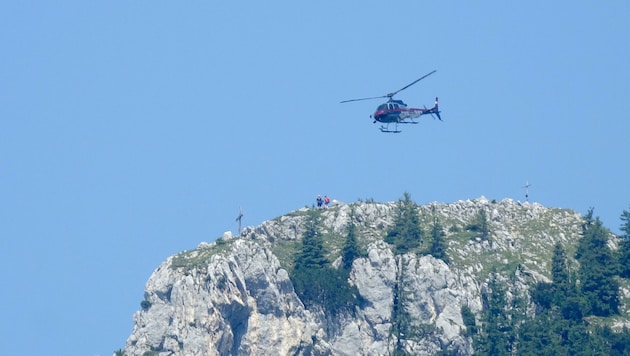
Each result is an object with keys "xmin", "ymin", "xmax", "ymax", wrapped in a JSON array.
[
  {"xmin": 387, "ymin": 70, "xmax": 437, "ymax": 98},
  {"xmin": 340, "ymin": 95, "xmax": 388, "ymax": 103},
  {"xmin": 340, "ymin": 70, "xmax": 436, "ymax": 103}
]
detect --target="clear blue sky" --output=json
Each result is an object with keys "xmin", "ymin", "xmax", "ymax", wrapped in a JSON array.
[{"xmin": 2, "ymin": 2, "xmax": 629, "ymax": 355}]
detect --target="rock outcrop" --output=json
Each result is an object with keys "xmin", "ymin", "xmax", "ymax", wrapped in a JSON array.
[{"xmin": 122, "ymin": 197, "xmax": 587, "ymax": 355}]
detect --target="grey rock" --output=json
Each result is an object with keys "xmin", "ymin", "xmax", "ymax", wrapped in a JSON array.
[{"xmin": 122, "ymin": 198, "xmax": 590, "ymax": 356}]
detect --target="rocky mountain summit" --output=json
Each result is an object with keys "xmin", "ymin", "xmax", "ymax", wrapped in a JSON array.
[{"xmin": 121, "ymin": 197, "xmax": 597, "ymax": 355}]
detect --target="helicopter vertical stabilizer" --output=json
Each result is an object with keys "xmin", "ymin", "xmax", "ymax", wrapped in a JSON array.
[{"xmin": 433, "ymin": 97, "xmax": 442, "ymax": 121}]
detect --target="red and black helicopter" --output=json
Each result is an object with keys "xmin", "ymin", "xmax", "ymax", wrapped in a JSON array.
[{"xmin": 341, "ymin": 70, "xmax": 441, "ymax": 133}]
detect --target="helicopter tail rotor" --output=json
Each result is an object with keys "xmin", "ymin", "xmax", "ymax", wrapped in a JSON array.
[
  {"xmin": 433, "ymin": 97, "xmax": 442, "ymax": 121},
  {"xmin": 424, "ymin": 97, "xmax": 442, "ymax": 121}
]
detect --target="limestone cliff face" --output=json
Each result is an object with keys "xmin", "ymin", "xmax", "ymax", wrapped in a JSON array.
[{"xmin": 122, "ymin": 197, "xmax": 584, "ymax": 355}]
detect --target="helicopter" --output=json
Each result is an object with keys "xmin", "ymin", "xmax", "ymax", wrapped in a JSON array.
[{"xmin": 340, "ymin": 70, "xmax": 441, "ymax": 133}]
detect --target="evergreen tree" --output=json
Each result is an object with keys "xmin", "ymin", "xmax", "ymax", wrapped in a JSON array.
[
  {"xmin": 342, "ymin": 209, "xmax": 361, "ymax": 271},
  {"xmin": 581, "ymin": 207, "xmax": 595, "ymax": 232},
  {"xmin": 390, "ymin": 256, "xmax": 414, "ymax": 356},
  {"xmin": 292, "ymin": 211, "xmax": 328, "ymax": 308},
  {"xmin": 466, "ymin": 208, "xmax": 490, "ymax": 241},
  {"xmin": 294, "ymin": 211, "xmax": 327, "ymax": 271},
  {"xmin": 550, "ymin": 242, "xmax": 585, "ymax": 318},
  {"xmin": 576, "ymin": 214, "xmax": 620, "ymax": 316},
  {"xmin": 389, "ymin": 255, "xmax": 441, "ymax": 355},
  {"xmin": 551, "ymin": 242, "xmax": 570, "ymax": 287},
  {"xmin": 475, "ymin": 274, "xmax": 511, "ymax": 356},
  {"xmin": 385, "ymin": 192, "xmax": 423, "ymax": 254},
  {"xmin": 619, "ymin": 207, "xmax": 630, "ymax": 238},
  {"xmin": 290, "ymin": 210, "xmax": 358, "ymax": 316},
  {"xmin": 518, "ymin": 310, "xmax": 565, "ymax": 355},
  {"xmin": 428, "ymin": 207, "xmax": 449, "ymax": 264},
  {"xmin": 460, "ymin": 305, "xmax": 477, "ymax": 336},
  {"xmin": 618, "ymin": 206, "xmax": 630, "ymax": 278},
  {"xmin": 530, "ymin": 281, "xmax": 555, "ymax": 310},
  {"xmin": 529, "ymin": 243, "xmax": 587, "ymax": 320},
  {"xmin": 566, "ymin": 322, "xmax": 609, "ymax": 356},
  {"xmin": 506, "ymin": 276, "xmax": 528, "ymax": 354}
]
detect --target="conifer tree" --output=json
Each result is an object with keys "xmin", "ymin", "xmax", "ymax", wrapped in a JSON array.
[
  {"xmin": 531, "ymin": 242, "xmax": 586, "ymax": 319},
  {"xmin": 620, "ymin": 206, "xmax": 630, "ymax": 240},
  {"xmin": 550, "ymin": 243, "xmax": 574, "ymax": 306},
  {"xmin": 385, "ymin": 192, "xmax": 423, "ymax": 254},
  {"xmin": 518, "ymin": 310, "xmax": 564, "ymax": 355},
  {"xmin": 294, "ymin": 211, "xmax": 327, "ymax": 271},
  {"xmin": 466, "ymin": 208, "xmax": 490, "ymax": 241},
  {"xmin": 506, "ymin": 275, "xmax": 529, "ymax": 354},
  {"xmin": 389, "ymin": 256, "xmax": 415, "ymax": 356},
  {"xmin": 548, "ymin": 242, "xmax": 587, "ymax": 320},
  {"xmin": 576, "ymin": 213, "xmax": 620, "ymax": 316},
  {"xmin": 475, "ymin": 274, "xmax": 510, "ymax": 356},
  {"xmin": 618, "ymin": 206, "xmax": 630, "ymax": 278},
  {"xmin": 581, "ymin": 207, "xmax": 595, "ymax": 232},
  {"xmin": 428, "ymin": 207, "xmax": 449, "ymax": 264},
  {"xmin": 291, "ymin": 209, "xmax": 359, "ymax": 316},
  {"xmin": 551, "ymin": 242, "xmax": 570, "ymax": 286},
  {"xmin": 460, "ymin": 305, "xmax": 477, "ymax": 337},
  {"xmin": 342, "ymin": 209, "xmax": 360, "ymax": 271},
  {"xmin": 291, "ymin": 211, "xmax": 328, "ymax": 308}
]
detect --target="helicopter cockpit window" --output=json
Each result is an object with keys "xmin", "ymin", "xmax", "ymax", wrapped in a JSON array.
[
  {"xmin": 392, "ymin": 99, "xmax": 406, "ymax": 107},
  {"xmin": 377, "ymin": 104, "xmax": 388, "ymax": 111}
]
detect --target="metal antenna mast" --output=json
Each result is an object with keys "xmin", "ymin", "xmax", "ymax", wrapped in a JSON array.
[
  {"xmin": 522, "ymin": 181, "xmax": 531, "ymax": 202},
  {"xmin": 236, "ymin": 207, "xmax": 243, "ymax": 235}
]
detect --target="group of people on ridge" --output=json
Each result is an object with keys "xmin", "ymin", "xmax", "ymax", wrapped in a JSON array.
[{"xmin": 316, "ymin": 195, "xmax": 331, "ymax": 209}]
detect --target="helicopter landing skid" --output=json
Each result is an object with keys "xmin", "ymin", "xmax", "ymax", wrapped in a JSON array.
[{"xmin": 380, "ymin": 125, "xmax": 401, "ymax": 133}]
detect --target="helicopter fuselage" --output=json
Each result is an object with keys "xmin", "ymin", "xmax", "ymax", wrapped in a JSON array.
[{"xmin": 372, "ymin": 100, "xmax": 423, "ymax": 124}]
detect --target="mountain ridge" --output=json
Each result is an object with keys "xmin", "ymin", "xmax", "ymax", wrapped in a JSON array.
[{"xmin": 120, "ymin": 197, "xmax": 628, "ymax": 355}]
